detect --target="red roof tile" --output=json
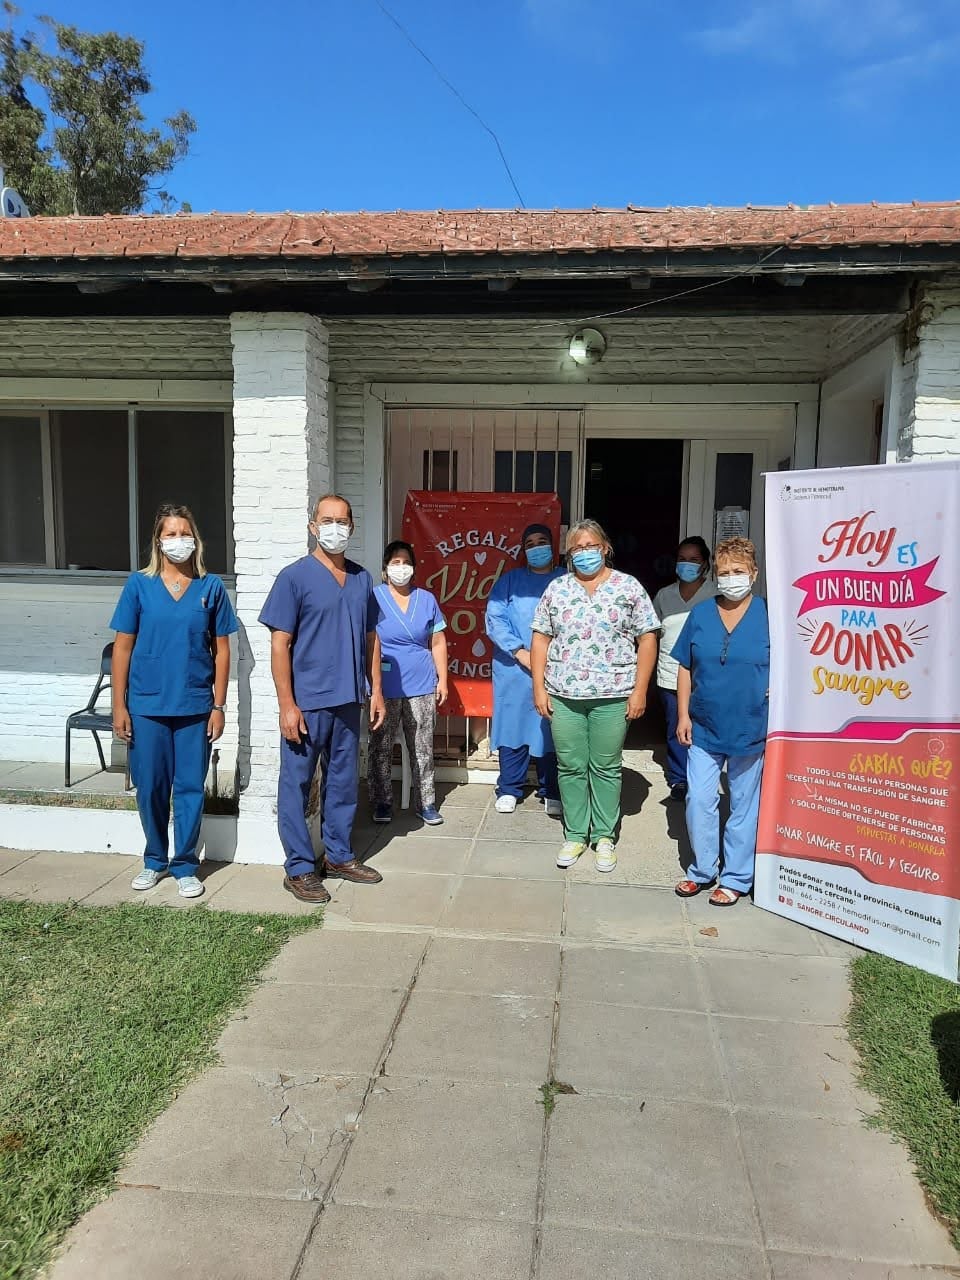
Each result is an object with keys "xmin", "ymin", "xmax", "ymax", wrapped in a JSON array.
[{"xmin": 1, "ymin": 204, "xmax": 960, "ymax": 262}]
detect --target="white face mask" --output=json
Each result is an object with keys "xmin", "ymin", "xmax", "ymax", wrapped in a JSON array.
[
  {"xmin": 315, "ymin": 522, "xmax": 351, "ymax": 554},
  {"xmin": 717, "ymin": 573, "xmax": 753, "ymax": 601},
  {"xmin": 386, "ymin": 563, "xmax": 414, "ymax": 586},
  {"xmin": 160, "ymin": 536, "xmax": 195, "ymax": 564}
]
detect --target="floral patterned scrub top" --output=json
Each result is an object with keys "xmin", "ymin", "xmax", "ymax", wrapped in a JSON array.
[{"xmin": 531, "ymin": 569, "xmax": 660, "ymax": 699}]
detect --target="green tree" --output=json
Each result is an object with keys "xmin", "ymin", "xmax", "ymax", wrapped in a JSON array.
[{"xmin": 0, "ymin": 6, "xmax": 195, "ymax": 215}]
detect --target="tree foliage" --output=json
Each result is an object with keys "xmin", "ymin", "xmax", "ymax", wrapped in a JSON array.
[{"xmin": 0, "ymin": 4, "xmax": 195, "ymax": 215}]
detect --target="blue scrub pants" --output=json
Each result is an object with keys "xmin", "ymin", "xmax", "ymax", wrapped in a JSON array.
[
  {"xmin": 496, "ymin": 745, "xmax": 560, "ymax": 801},
  {"xmin": 130, "ymin": 713, "xmax": 210, "ymax": 878},
  {"xmin": 278, "ymin": 704, "xmax": 361, "ymax": 877},
  {"xmin": 658, "ymin": 687, "xmax": 690, "ymax": 789},
  {"xmin": 685, "ymin": 743, "xmax": 765, "ymax": 894}
]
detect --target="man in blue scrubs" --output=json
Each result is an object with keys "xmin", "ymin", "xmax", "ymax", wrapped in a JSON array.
[{"xmin": 259, "ymin": 494, "xmax": 386, "ymax": 903}]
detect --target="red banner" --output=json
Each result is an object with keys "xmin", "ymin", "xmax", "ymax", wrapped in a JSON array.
[{"xmin": 401, "ymin": 490, "xmax": 561, "ymax": 717}]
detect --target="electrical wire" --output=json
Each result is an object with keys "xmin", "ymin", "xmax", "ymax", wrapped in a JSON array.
[{"xmin": 373, "ymin": 0, "xmax": 526, "ymax": 208}]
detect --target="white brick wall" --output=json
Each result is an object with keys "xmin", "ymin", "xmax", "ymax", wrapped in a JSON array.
[
  {"xmin": 0, "ymin": 317, "xmax": 232, "ymax": 377},
  {"xmin": 902, "ymin": 285, "xmax": 960, "ymax": 460},
  {"xmin": 230, "ymin": 313, "xmax": 330, "ymax": 833}
]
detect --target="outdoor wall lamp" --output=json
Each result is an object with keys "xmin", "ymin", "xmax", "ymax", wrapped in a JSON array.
[{"xmin": 568, "ymin": 327, "xmax": 607, "ymax": 365}]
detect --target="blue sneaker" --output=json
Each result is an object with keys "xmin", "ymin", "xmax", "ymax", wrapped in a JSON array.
[
  {"xmin": 373, "ymin": 803, "xmax": 393, "ymax": 824},
  {"xmin": 417, "ymin": 805, "xmax": 444, "ymax": 826}
]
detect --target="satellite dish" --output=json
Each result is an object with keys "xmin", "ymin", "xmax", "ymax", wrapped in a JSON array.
[{"xmin": 1, "ymin": 186, "xmax": 30, "ymax": 218}]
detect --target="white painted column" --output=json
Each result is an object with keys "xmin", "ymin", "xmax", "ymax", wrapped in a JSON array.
[
  {"xmin": 898, "ymin": 284, "xmax": 960, "ymax": 461},
  {"xmin": 230, "ymin": 313, "xmax": 330, "ymax": 863}
]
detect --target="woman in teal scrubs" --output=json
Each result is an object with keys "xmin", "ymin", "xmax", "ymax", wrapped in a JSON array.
[{"xmin": 111, "ymin": 503, "xmax": 237, "ymax": 898}]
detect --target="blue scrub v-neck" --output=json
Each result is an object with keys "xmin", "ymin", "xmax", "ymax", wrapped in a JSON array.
[{"xmin": 110, "ymin": 572, "xmax": 238, "ymax": 716}]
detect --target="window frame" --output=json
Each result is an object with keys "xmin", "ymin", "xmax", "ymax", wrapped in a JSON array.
[{"xmin": 0, "ymin": 402, "xmax": 234, "ymax": 576}]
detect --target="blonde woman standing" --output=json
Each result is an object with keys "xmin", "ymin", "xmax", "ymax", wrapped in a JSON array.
[
  {"xmin": 531, "ymin": 519, "xmax": 659, "ymax": 872},
  {"xmin": 111, "ymin": 503, "xmax": 237, "ymax": 898}
]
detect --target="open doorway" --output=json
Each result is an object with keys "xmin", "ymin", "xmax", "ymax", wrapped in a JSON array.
[
  {"xmin": 583, "ymin": 438, "xmax": 685, "ymax": 753},
  {"xmin": 583, "ymin": 438, "xmax": 685, "ymax": 597}
]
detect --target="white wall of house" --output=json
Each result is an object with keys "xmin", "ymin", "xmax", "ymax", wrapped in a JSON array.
[{"xmin": 897, "ymin": 284, "xmax": 960, "ymax": 461}]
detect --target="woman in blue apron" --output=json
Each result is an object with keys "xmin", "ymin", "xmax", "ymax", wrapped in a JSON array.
[
  {"xmin": 111, "ymin": 503, "xmax": 237, "ymax": 897},
  {"xmin": 485, "ymin": 523, "xmax": 565, "ymax": 815},
  {"xmin": 367, "ymin": 540, "xmax": 448, "ymax": 825}
]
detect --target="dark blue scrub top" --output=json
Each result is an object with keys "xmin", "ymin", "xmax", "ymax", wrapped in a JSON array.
[
  {"xmin": 258, "ymin": 556, "xmax": 377, "ymax": 711},
  {"xmin": 110, "ymin": 573, "xmax": 238, "ymax": 717},
  {"xmin": 373, "ymin": 584, "xmax": 445, "ymax": 699},
  {"xmin": 671, "ymin": 596, "xmax": 770, "ymax": 757}
]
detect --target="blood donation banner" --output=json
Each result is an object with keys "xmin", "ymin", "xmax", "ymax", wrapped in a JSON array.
[
  {"xmin": 755, "ymin": 460, "xmax": 959, "ymax": 980},
  {"xmin": 401, "ymin": 490, "xmax": 561, "ymax": 718}
]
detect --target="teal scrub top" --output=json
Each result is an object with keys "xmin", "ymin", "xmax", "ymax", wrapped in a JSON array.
[{"xmin": 110, "ymin": 573, "xmax": 238, "ymax": 716}]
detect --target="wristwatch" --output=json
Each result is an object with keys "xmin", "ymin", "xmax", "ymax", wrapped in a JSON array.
[{"xmin": 213, "ymin": 704, "xmax": 227, "ymax": 712}]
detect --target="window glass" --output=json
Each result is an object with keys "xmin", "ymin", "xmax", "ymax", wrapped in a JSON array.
[
  {"xmin": 421, "ymin": 449, "xmax": 458, "ymax": 491},
  {"xmin": 56, "ymin": 411, "xmax": 129, "ymax": 570},
  {"xmin": 137, "ymin": 412, "xmax": 231, "ymax": 573},
  {"xmin": 714, "ymin": 452, "xmax": 753, "ymax": 510},
  {"xmin": 495, "ymin": 449, "xmax": 572, "ymax": 524},
  {"xmin": 0, "ymin": 416, "xmax": 46, "ymax": 564}
]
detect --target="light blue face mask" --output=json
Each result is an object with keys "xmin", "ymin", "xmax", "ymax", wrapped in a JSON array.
[
  {"xmin": 676, "ymin": 561, "xmax": 703, "ymax": 583},
  {"xmin": 525, "ymin": 544, "xmax": 554, "ymax": 569},
  {"xmin": 570, "ymin": 548, "xmax": 604, "ymax": 576}
]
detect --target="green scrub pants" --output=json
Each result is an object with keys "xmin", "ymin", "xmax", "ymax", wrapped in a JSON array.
[{"xmin": 550, "ymin": 695, "xmax": 629, "ymax": 844}]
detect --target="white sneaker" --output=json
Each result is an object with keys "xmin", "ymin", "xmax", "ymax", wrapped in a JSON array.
[
  {"xmin": 131, "ymin": 867, "xmax": 166, "ymax": 891},
  {"xmin": 557, "ymin": 840, "xmax": 586, "ymax": 868},
  {"xmin": 177, "ymin": 875, "xmax": 205, "ymax": 898},
  {"xmin": 595, "ymin": 839, "xmax": 618, "ymax": 873},
  {"xmin": 494, "ymin": 794, "xmax": 517, "ymax": 814},
  {"xmin": 544, "ymin": 797, "xmax": 563, "ymax": 818}
]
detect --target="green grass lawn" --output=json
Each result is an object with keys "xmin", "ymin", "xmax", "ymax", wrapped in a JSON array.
[
  {"xmin": 0, "ymin": 901, "xmax": 322, "ymax": 1280},
  {"xmin": 848, "ymin": 951, "xmax": 960, "ymax": 1248}
]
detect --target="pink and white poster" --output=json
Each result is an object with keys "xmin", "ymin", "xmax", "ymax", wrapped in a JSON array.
[{"xmin": 756, "ymin": 461, "xmax": 959, "ymax": 980}]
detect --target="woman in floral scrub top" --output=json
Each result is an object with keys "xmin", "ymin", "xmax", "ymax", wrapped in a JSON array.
[{"xmin": 531, "ymin": 519, "xmax": 659, "ymax": 873}]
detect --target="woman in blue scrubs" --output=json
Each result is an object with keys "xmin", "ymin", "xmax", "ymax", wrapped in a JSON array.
[
  {"xmin": 485, "ymin": 524, "xmax": 565, "ymax": 816},
  {"xmin": 111, "ymin": 503, "xmax": 237, "ymax": 898},
  {"xmin": 367, "ymin": 540, "xmax": 448, "ymax": 825},
  {"xmin": 672, "ymin": 537, "xmax": 770, "ymax": 906}
]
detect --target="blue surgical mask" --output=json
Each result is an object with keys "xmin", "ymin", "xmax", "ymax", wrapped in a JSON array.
[
  {"xmin": 676, "ymin": 561, "xmax": 703, "ymax": 583},
  {"xmin": 570, "ymin": 548, "xmax": 604, "ymax": 576},
  {"xmin": 525, "ymin": 544, "xmax": 553, "ymax": 569}
]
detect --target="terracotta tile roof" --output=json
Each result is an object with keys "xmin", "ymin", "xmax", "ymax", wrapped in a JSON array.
[{"xmin": 1, "ymin": 203, "xmax": 960, "ymax": 261}]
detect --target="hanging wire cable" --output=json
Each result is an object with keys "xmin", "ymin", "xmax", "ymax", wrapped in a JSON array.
[{"xmin": 373, "ymin": 0, "xmax": 527, "ymax": 208}]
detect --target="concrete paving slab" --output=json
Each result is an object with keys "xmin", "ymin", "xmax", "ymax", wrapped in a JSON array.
[
  {"xmin": 47, "ymin": 1188, "xmax": 316, "ymax": 1280},
  {"xmin": 739, "ymin": 1110, "xmax": 958, "ymax": 1264},
  {"xmin": 686, "ymin": 895, "xmax": 826, "ymax": 956},
  {"xmin": 564, "ymin": 883, "xmax": 686, "ymax": 947},
  {"xmin": 441, "ymin": 875, "xmax": 564, "ymax": 936},
  {"xmin": 698, "ymin": 953, "xmax": 851, "ymax": 1024},
  {"xmin": 560, "ymin": 944, "xmax": 705, "ymax": 1011},
  {"xmin": 386, "ymin": 989, "xmax": 553, "ymax": 1085},
  {"xmin": 0, "ymin": 851, "xmax": 135, "ymax": 903},
  {"xmin": 206, "ymin": 865, "xmax": 328, "ymax": 916},
  {"xmin": 387, "ymin": 807, "xmax": 485, "ymax": 839},
  {"xmin": 364, "ymin": 833, "xmax": 472, "ymax": 875},
  {"xmin": 263, "ymin": 928, "xmax": 426, "ymax": 987},
  {"xmin": 216, "ymin": 982, "xmax": 401, "ymax": 1074},
  {"xmin": 544, "ymin": 1094, "xmax": 759, "ymax": 1242},
  {"xmin": 466, "ymin": 840, "xmax": 564, "ymax": 880},
  {"xmin": 417, "ymin": 936, "xmax": 560, "ymax": 998},
  {"xmin": 0, "ymin": 847, "xmax": 36, "ymax": 875},
  {"xmin": 122, "ymin": 1066, "xmax": 367, "ymax": 1200},
  {"xmin": 768, "ymin": 1255, "xmax": 954, "ymax": 1279},
  {"xmin": 477, "ymin": 808, "xmax": 563, "ymax": 843},
  {"xmin": 299, "ymin": 1204, "xmax": 533, "ymax": 1280},
  {"xmin": 81, "ymin": 857, "xmax": 242, "ymax": 907},
  {"xmin": 333, "ymin": 871, "xmax": 456, "ymax": 927},
  {"xmin": 0, "ymin": 759, "xmax": 30, "ymax": 781},
  {"xmin": 433, "ymin": 783, "xmax": 495, "ymax": 809},
  {"xmin": 539, "ymin": 1224, "xmax": 768, "ymax": 1280},
  {"xmin": 555, "ymin": 1003, "xmax": 720, "ymax": 1102},
  {"xmin": 717, "ymin": 1018, "xmax": 875, "ymax": 1118},
  {"xmin": 334, "ymin": 1078, "xmax": 542, "ymax": 1222}
]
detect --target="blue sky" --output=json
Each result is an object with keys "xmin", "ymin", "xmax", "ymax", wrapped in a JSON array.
[{"xmin": 13, "ymin": 0, "xmax": 960, "ymax": 212}]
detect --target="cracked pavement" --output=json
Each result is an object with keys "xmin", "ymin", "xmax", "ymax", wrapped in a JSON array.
[{"xmin": 30, "ymin": 773, "xmax": 960, "ymax": 1279}]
